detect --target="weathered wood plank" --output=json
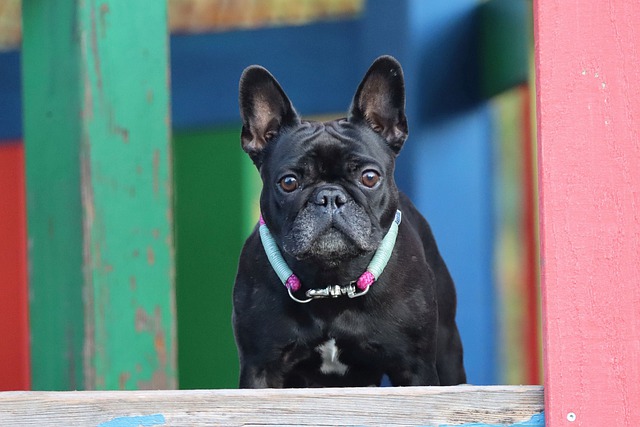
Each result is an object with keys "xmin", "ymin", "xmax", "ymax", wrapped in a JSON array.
[{"xmin": 0, "ymin": 386, "xmax": 543, "ymax": 426}]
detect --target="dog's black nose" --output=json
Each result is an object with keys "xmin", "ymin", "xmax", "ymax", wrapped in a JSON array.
[{"xmin": 314, "ymin": 187, "xmax": 347, "ymax": 209}]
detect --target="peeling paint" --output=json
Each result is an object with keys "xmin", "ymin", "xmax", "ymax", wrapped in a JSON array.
[
  {"xmin": 134, "ymin": 308, "xmax": 150, "ymax": 333},
  {"xmin": 429, "ymin": 412, "xmax": 544, "ymax": 427},
  {"xmin": 89, "ymin": 3, "xmax": 103, "ymax": 91},
  {"xmin": 95, "ymin": 375, "xmax": 105, "ymax": 389},
  {"xmin": 113, "ymin": 125, "xmax": 130, "ymax": 143},
  {"xmin": 147, "ymin": 246, "xmax": 155, "ymax": 265},
  {"xmin": 137, "ymin": 369, "xmax": 170, "ymax": 390},
  {"xmin": 99, "ymin": 3, "xmax": 110, "ymax": 39},
  {"xmin": 118, "ymin": 371, "xmax": 130, "ymax": 390},
  {"xmin": 152, "ymin": 149, "xmax": 160, "ymax": 195},
  {"xmin": 133, "ymin": 306, "xmax": 172, "ymax": 389},
  {"xmin": 154, "ymin": 330, "xmax": 167, "ymax": 367},
  {"xmin": 98, "ymin": 414, "xmax": 165, "ymax": 427}
]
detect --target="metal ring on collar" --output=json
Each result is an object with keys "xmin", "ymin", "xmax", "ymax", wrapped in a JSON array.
[{"xmin": 287, "ymin": 282, "xmax": 371, "ymax": 303}]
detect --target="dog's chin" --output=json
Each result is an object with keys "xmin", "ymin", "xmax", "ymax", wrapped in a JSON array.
[
  {"xmin": 307, "ymin": 229, "xmax": 364, "ymax": 264},
  {"xmin": 286, "ymin": 227, "xmax": 373, "ymax": 267}
]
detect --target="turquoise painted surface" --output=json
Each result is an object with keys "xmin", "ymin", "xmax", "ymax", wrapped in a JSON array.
[
  {"xmin": 78, "ymin": 1, "xmax": 175, "ymax": 389},
  {"xmin": 22, "ymin": 0, "xmax": 86, "ymax": 391},
  {"xmin": 98, "ymin": 414, "xmax": 166, "ymax": 427},
  {"xmin": 23, "ymin": 0, "xmax": 175, "ymax": 389},
  {"xmin": 430, "ymin": 412, "xmax": 544, "ymax": 427}
]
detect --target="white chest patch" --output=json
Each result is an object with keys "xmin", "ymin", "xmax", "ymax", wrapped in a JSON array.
[{"xmin": 316, "ymin": 338, "xmax": 349, "ymax": 376}]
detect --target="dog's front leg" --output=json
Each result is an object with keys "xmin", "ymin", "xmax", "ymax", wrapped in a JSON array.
[
  {"xmin": 385, "ymin": 325, "xmax": 441, "ymax": 386},
  {"xmin": 387, "ymin": 359, "xmax": 440, "ymax": 386},
  {"xmin": 238, "ymin": 362, "xmax": 286, "ymax": 388}
]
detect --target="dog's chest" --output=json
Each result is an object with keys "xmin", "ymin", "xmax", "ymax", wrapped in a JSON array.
[{"xmin": 315, "ymin": 338, "xmax": 349, "ymax": 376}]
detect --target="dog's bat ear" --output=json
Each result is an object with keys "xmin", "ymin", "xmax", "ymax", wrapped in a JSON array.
[
  {"xmin": 348, "ymin": 56, "xmax": 408, "ymax": 154},
  {"xmin": 239, "ymin": 66, "xmax": 299, "ymax": 166}
]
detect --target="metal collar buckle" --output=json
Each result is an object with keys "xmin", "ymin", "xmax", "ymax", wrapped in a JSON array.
[{"xmin": 287, "ymin": 281, "xmax": 371, "ymax": 304}]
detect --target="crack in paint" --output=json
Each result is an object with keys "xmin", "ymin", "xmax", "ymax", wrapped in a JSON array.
[{"xmin": 134, "ymin": 306, "xmax": 171, "ymax": 389}]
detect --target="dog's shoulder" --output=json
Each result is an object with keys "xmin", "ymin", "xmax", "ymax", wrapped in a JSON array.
[{"xmin": 397, "ymin": 192, "xmax": 448, "ymax": 265}]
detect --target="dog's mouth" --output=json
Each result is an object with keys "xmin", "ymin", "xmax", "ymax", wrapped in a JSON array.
[
  {"xmin": 308, "ymin": 226, "xmax": 360, "ymax": 259},
  {"xmin": 283, "ymin": 204, "xmax": 379, "ymax": 262}
]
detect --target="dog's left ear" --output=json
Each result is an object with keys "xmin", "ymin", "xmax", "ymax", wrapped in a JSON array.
[
  {"xmin": 348, "ymin": 56, "xmax": 408, "ymax": 154},
  {"xmin": 239, "ymin": 65, "xmax": 299, "ymax": 166}
]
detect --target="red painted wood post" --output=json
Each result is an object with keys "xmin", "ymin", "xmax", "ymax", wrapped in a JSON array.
[
  {"xmin": 520, "ymin": 85, "xmax": 541, "ymax": 385},
  {"xmin": 0, "ymin": 142, "xmax": 30, "ymax": 391},
  {"xmin": 534, "ymin": 1, "xmax": 640, "ymax": 426}
]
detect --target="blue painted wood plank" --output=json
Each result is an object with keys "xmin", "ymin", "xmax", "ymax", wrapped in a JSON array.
[
  {"xmin": 170, "ymin": 20, "xmax": 361, "ymax": 130},
  {"xmin": 413, "ymin": 108, "xmax": 497, "ymax": 386},
  {"xmin": 0, "ymin": 50, "xmax": 22, "ymax": 141}
]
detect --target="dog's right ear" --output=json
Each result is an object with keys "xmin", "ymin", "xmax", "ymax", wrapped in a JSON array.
[
  {"xmin": 239, "ymin": 66, "xmax": 299, "ymax": 166},
  {"xmin": 348, "ymin": 56, "xmax": 408, "ymax": 155}
]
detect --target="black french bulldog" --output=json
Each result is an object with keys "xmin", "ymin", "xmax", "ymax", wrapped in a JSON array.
[{"xmin": 233, "ymin": 56, "xmax": 466, "ymax": 388}]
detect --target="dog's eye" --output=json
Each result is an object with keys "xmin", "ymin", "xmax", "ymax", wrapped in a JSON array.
[
  {"xmin": 279, "ymin": 175, "xmax": 299, "ymax": 192},
  {"xmin": 264, "ymin": 130, "xmax": 277, "ymax": 142},
  {"xmin": 361, "ymin": 170, "xmax": 380, "ymax": 188}
]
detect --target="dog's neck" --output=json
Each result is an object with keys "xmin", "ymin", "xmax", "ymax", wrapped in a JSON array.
[
  {"xmin": 259, "ymin": 210, "xmax": 402, "ymax": 302},
  {"xmin": 283, "ymin": 252, "xmax": 374, "ymax": 290}
]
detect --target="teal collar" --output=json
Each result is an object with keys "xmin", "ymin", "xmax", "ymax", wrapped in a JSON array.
[{"xmin": 259, "ymin": 210, "xmax": 402, "ymax": 304}]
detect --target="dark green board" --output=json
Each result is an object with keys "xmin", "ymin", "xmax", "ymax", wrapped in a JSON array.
[
  {"xmin": 479, "ymin": 0, "xmax": 532, "ymax": 98},
  {"xmin": 174, "ymin": 128, "xmax": 259, "ymax": 389}
]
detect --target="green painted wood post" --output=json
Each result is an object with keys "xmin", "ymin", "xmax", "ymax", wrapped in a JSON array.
[
  {"xmin": 22, "ymin": 0, "xmax": 176, "ymax": 390},
  {"xmin": 174, "ymin": 128, "xmax": 262, "ymax": 389}
]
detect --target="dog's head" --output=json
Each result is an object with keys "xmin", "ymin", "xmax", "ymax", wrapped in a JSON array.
[{"xmin": 239, "ymin": 56, "xmax": 408, "ymax": 266}]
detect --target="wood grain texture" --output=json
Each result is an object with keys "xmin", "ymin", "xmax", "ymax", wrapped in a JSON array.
[
  {"xmin": 534, "ymin": 0, "xmax": 640, "ymax": 426},
  {"xmin": 0, "ymin": 386, "xmax": 543, "ymax": 426}
]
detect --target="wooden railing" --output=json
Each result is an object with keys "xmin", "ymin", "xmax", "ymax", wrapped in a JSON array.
[{"xmin": 0, "ymin": 385, "xmax": 543, "ymax": 426}]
